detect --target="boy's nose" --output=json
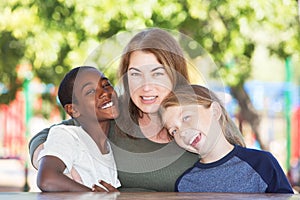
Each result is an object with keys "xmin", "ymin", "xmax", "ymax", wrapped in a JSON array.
[{"xmin": 98, "ymin": 89, "xmax": 109, "ymax": 99}]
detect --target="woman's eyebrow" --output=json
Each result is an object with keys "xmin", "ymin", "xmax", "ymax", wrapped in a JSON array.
[
  {"xmin": 128, "ymin": 66, "xmax": 165, "ymax": 72},
  {"xmin": 151, "ymin": 66, "xmax": 165, "ymax": 72},
  {"xmin": 128, "ymin": 67, "xmax": 141, "ymax": 72}
]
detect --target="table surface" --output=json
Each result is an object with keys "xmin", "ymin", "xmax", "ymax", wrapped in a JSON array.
[{"xmin": 0, "ymin": 192, "xmax": 299, "ymax": 200}]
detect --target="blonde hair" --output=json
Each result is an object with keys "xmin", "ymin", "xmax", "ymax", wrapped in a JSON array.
[{"xmin": 160, "ymin": 85, "xmax": 245, "ymax": 147}]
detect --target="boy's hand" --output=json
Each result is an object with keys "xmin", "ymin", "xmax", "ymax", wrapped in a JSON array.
[{"xmin": 92, "ymin": 180, "xmax": 119, "ymax": 192}]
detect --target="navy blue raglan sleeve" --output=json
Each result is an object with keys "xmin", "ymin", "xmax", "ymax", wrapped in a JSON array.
[
  {"xmin": 264, "ymin": 152, "xmax": 293, "ymax": 193},
  {"xmin": 235, "ymin": 146, "xmax": 293, "ymax": 193}
]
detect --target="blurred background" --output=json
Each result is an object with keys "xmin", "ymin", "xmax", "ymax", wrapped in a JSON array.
[{"xmin": 0, "ymin": 0, "xmax": 300, "ymax": 192}]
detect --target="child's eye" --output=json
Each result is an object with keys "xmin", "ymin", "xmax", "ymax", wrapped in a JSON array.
[
  {"xmin": 102, "ymin": 80, "xmax": 112, "ymax": 88},
  {"xmin": 169, "ymin": 128, "xmax": 177, "ymax": 136},
  {"xmin": 182, "ymin": 115, "xmax": 190, "ymax": 122},
  {"xmin": 86, "ymin": 89, "xmax": 96, "ymax": 95}
]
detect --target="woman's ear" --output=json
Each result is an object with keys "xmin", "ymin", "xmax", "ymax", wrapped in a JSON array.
[
  {"xmin": 64, "ymin": 104, "xmax": 80, "ymax": 118},
  {"xmin": 211, "ymin": 102, "xmax": 222, "ymax": 120}
]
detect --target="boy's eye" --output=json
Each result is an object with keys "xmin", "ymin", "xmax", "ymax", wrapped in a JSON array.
[
  {"xmin": 182, "ymin": 115, "xmax": 190, "ymax": 122},
  {"xmin": 102, "ymin": 80, "xmax": 112, "ymax": 88},
  {"xmin": 86, "ymin": 89, "xmax": 96, "ymax": 95}
]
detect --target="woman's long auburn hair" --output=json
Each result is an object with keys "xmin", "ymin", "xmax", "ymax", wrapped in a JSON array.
[
  {"xmin": 118, "ymin": 28, "xmax": 190, "ymax": 127},
  {"xmin": 160, "ymin": 84, "xmax": 246, "ymax": 147}
]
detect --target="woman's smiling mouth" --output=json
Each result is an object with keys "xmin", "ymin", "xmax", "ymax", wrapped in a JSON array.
[{"xmin": 140, "ymin": 96, "xmax": 157, "ymax": 103}]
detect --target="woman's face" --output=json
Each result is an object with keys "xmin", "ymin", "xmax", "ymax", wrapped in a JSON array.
[{"xmin": 127, "ymin": 51, "xmax": 173, "ymax": 114}]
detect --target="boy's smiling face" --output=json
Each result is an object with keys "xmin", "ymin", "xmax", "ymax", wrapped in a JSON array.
[
  {"xmin": 71, "ymin": 68, "xmax": 119, "ymax": 122},
  {"xmin": 162, "ymin": 103, "xmax": 221, "ymax": 158}
]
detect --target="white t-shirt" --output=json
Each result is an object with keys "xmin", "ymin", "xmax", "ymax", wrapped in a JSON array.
[{"xmin": 37, "ymin": 124, "xmax": 121, "ymax": 189}]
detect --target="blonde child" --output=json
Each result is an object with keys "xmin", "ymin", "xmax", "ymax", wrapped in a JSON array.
[{"xmin": 160, "ymin": 84, "xmax": 293, "ymax": 193}]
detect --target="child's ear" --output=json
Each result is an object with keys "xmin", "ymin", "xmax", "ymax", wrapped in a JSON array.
[
  {"xmin": 64, "ymin": 104, "xmax": 80, "ymax": 118},
  {"xmin": 211, "ymin": 102, "xmax": 221, "ymax": 120}
]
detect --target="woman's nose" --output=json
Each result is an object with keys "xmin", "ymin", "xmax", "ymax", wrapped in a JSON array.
[{"xmin": 141, "ymin": 75, "xmax": 153, "ymax": 91}]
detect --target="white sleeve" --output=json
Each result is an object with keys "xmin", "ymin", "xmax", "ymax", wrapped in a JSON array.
[{"xmin": 37, "ymin": 125, "xmax": 78, "ymax": 172}]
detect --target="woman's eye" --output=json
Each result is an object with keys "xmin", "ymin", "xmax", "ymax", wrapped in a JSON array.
[
  {"xmin": 130, "ymin": 72, "xmax": 141, "ymax": 77},
  {"xmin": 153, "ymin": 72, "xmax": 164, "ymax": 77}
]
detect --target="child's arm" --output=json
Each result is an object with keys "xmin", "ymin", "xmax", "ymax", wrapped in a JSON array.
[
  {"xmin": 265, "ymin": 153, "xmax": 294, "ymax": 193},
  {"xmin": 37, "ymin": 155, "xmax": 92, "ymax": 192},
  {"xmin": 29, "ymin": 118, "xmax": 78, "ymax": 169},
  {"xmin": 92, "ymin": 180, "xmax": 119, "ymax": 192}
]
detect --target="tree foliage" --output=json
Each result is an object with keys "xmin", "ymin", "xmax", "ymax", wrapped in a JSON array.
[
  {"xmin": 1, "ymin": 0, "xmax": 299, "ymax": 101},
  {"xmin": 1, "ymin": 0, "xmax": 299, "ymax": 149}
]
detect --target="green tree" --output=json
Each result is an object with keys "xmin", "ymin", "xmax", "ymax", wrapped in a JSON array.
[{"xmin": 1, "ymin": 0, "xmax": 299, "ymax": 149}]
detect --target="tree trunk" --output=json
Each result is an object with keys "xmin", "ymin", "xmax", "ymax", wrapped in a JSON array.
[{"xmin": 230, "ymin": 85, "xmax": 268, "ymax": 150}]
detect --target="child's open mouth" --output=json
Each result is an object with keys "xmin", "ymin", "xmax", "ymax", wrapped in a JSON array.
[
  {"xmin": 190, "ymin": 133, "xmax": 201, "ymax": 148},
  {"xmin": 101, "ymin": 101, "xmax": 114, "ymax": 109}
]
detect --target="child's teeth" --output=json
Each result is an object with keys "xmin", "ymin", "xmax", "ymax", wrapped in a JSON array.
[{"xmin": 102, "ymin": 102, "xmax": 113, "ymax": 109}]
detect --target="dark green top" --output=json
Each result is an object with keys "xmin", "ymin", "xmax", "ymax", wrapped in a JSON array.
[{"xmin": 28, "ymin": 119, "xmax": 199, "ymax": 192}]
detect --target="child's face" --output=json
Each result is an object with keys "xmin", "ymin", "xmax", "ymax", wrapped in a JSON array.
[
  {"xmin": 162, "ymin": 104, "xmax": 221, "ymax": 157},
  {"xmin": 73, "ymin": 68, "xmax": 119, "ymax": 121}
]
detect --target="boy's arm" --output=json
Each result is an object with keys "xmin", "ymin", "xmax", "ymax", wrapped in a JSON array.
[
  {"xmin": 28, "ymin": 118, "xmax": 79, "ymax": 169},
  {"xmin": 37, "ymin": 156, "xmax": 92, "ymax": 192}
]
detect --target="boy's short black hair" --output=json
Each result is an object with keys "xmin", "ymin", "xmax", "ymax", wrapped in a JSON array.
[{"xmin": 58, "ymin": 66, "xmax": 96, "ymax": 107}]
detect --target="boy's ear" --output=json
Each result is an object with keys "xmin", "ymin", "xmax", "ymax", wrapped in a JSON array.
[
  {"xmin": 211, "ymin": 102, "xmax": 221, "ymax": 120},
  {"xmin": 64, "ymin": 104, "xmax": 80, "ymax": 118}
]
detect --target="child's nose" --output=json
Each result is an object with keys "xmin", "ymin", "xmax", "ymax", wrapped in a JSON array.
[{"xmin": 98, "ymin": 89, "xmax": 109, "ymax": 99}]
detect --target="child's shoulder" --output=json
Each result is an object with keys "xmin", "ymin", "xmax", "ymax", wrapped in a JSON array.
[
  {"xmin": 49, "ymin": 124, "xmax": 82, "ymax": 139},
  {"xmin": 235, "ymin": 145, "xmax": 275, "ymax": 162},
  {"xmin": 51, "ymin": 124, "xmax": 80, "ymax": 131}
]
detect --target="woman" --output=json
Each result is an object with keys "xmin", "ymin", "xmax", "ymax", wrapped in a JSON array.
[
  {"xmin": 29, "ymin": 28, "xmax": 243, "ymax": 192},
  {"xmin": 109, "ymin": 28, "xmax": 199, "ymax": 191}
]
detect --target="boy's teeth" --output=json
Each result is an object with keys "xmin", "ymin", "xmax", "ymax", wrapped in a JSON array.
[
  {"xmin": 142, "ymin": 96, "xmax": 155, "ymax": 100},
  {"xmin": 101, "ymin": 101, "xmax": 113, "ymax": 109}
]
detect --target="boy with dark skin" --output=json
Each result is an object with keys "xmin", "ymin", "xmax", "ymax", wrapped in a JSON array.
[{"xmin": 37, "ymin": 66, "xmax": 120, "ymax": 192}]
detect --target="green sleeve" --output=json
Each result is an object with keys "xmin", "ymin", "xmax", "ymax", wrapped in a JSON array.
[{"xmin": 28, "ymin": 118, "xmax": 79, "ymax": 165}]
